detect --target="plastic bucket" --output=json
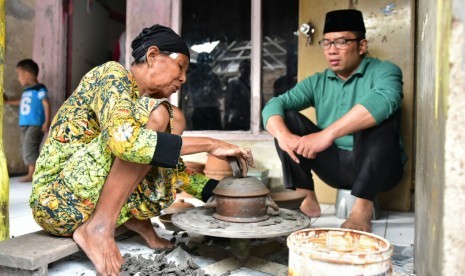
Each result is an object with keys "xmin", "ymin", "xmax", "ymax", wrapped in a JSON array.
[{"xmin": 287, "ymin": 228, "xmax": 393, "ymax": 276}]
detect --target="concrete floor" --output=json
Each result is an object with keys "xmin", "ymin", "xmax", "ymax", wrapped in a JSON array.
[{"xmin": 7, "ymin": 176, "xmax": 415, "ymax": 275}]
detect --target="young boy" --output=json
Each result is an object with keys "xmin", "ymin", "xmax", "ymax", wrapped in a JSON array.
[{"xmin": 4, "ymin": 59, "xmax": 50, "ymax": 182}]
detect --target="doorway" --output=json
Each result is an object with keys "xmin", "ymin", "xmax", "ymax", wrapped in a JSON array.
[{"xmin": 66, "ymin": 0, "xmax": 126, "ymax": 96}]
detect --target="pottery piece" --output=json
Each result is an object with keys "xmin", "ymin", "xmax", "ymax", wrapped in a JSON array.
[
  {"xmin": 204, "ymin": 155, "xmax": 232, "ymax": 180},
  {"xmin": 203, "ymin": 158, "xmax": 279, "ymax": 222},
  {"xmin": 163, "ymin": 199, "xmax": 195, "ymax": 215},
  {"xmin": 184, "ymin": 161, "xmax": 205, "ymax": 174},
  {"xmin": 270, "ymin": 189, "xmax": 306, "ymax": 210}
]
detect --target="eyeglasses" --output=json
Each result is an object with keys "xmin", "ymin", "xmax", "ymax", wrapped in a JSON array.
[{"xmin": 318, "ymin": 38, "xmax": 362, "ymax": 50}]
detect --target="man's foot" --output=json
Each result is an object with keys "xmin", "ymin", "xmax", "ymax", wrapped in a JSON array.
[
  {"xmin": 124, "ymin": 218, "xmax": 174, "ymax": 250},
  {"xmin": 297, "ymin": 189, "xmax": 321, "ymax": 217},
  {"xmin": 340, "ymin": 198, "xmax": 373, "ymax": 232},
  {"xmin": 73, "ymin": 221, "xmax": 125, "ymax": 276},
  {"xmin": 18, "ymin": 175, "xmax": 33, "ymax": 182}
]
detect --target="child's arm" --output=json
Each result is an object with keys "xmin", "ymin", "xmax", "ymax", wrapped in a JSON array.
[
  {"xmin": 3, "ymin": 94, "xmax": 20, "ymax": 106},
  {"xmin": 42, "ymin": 98, "xmax": 51, "ymax": 133}
]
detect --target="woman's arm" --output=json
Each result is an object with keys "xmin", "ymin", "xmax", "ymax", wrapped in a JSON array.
[{"xmin": 180, "ymin": 136, "xmax": 254, "ymax": 177}]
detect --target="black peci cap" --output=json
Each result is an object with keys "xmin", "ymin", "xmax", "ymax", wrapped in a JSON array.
[{"xmin": 323, "ymin": 9, "xmax": 366, "ymax": 35}]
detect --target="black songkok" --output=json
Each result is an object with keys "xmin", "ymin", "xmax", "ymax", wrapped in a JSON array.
[
  {"xmin": 131, "ymin": 24, "xmax": 190, "ymax": 61},
  {"xmin": 323, "ymin": 9, "xmax": 366, "ymax": 37}
]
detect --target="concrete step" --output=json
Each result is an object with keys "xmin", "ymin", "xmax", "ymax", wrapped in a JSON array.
[{"xmin": 0, "ymin": 228, "xmax": 129, "ymax": 275}]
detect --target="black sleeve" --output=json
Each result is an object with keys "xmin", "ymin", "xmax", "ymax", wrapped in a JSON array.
[{"xmin": 149, "ymin": 132, "xmax": 182, "ymax": 168}]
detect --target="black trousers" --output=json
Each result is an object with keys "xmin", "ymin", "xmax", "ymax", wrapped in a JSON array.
[{"xmin": 275, "ymin": 110, "xmax": 404, "ymax": 201}]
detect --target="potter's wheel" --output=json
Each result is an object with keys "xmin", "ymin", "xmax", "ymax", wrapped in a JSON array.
[{"xmin": 172, "ymin": 207, "xmax": 310, "ymax": 239}]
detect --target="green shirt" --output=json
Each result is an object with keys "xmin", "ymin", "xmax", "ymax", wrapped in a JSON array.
[{"xmin": 262, "ymin": 57, "xmax": 403, "ymax": 150}]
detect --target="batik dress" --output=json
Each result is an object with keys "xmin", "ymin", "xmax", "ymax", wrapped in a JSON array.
[{"xmin": 29, "ymin": 61, "xmax": 208, "ymax": 237}]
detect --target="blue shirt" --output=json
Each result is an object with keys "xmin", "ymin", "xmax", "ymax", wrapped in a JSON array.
[{"xmin": 19, "ymin": 83, "xmax": 48, "ymax": 126}]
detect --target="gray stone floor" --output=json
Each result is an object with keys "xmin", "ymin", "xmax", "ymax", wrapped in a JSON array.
[{"xmin": 8, "ymin": 176, "xmax": 415, "ymax": 275}]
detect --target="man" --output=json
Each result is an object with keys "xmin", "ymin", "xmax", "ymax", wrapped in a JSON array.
[{"xmin": 262, "ymin": 9, "xmax": 405, "ymax": 232}]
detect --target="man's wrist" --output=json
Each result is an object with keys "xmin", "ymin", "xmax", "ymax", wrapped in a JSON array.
[{"xmin": 322, "ymin": 126, "xmax": 339, "ymax": 141}]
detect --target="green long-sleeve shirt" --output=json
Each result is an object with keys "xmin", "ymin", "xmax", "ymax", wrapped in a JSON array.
[{"xmin": 262, "ymin": 57, "xmax": 403, "ymax": 151}]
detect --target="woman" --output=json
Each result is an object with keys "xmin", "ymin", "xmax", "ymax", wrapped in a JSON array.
[{"xmin": 29, "ymin": 25, "xmax": 254, "ymax": 276}]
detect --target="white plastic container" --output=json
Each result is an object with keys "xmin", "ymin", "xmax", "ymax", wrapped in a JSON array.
[{"xmin": 287, "ymin": 228, "xmax": 393, "ymax": 276}]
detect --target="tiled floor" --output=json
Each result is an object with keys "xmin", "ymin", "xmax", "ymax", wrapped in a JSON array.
[
  {"xmin": 311, "ymin": 204, "xmax": 415, "ymax": 247},
  {"xmin": 7, "ymin": 176, "xmax": 415, "ymax": 275}
]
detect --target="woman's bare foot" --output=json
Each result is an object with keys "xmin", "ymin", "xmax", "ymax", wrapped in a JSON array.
[
  {"xmin": 340, "ymin": 198, "xmax": 373, "ymax": 232},
  {"xmin": 297, "ymin": 189, "xmax": 321, "ymax": 217},
  {"xmin": 124, "ymin": 218, "xmax": 174, "ymax": 250},
  {"xmin": 73, "ymin": 221, "xmax": 125, "ymax": 276}
]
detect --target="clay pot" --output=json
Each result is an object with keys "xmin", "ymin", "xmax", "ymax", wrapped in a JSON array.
[
  {"xmin": 163, "ymin": 199, "xmax": 195, "ymax": 215},
  {"xmin": 203, "ymin": 175, "xmax": 279, "ymax": 223},
  {"xmin": 184, "ymin": 161, "xmax": 205, "ymax": 174},
  {"xmin": 270, "ymin": 189, "xmax": 306, "ymax": 210},
  {"xmin": 204, "ymin": 154, "xmax": 233, "ymax": 180}
]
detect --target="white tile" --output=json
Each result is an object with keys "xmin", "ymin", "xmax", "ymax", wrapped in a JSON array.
[
  {"xmin": 385, "ymin": 225, "xmax": 414, "ymax": 244},
  {"xmin": 371, "ymin": 220, "xmax": 387, "ymax": 238},
  {"xmin": 385, "ymin": 212, "xmax": 415, "ymax": 245},
  {"xmin": 390, "ymin": 241, "xmax": 414, "ymax": 247},
  {"xmin": 9, "ymin": 216, "xmax": 42, "ymax": 237},
  {"xmin": 322, "ymin": 204, "xmax": 336, "ymax": 215},
  {"xmin": 48, "ymin": 253, "xmax": 95, "ymax": 276},
  {"xmin": 310, "ymin": 213, "xmax": 345, "ymax": 228},
  {"xmin": 8, "ymin": 203, "xmax": 33, "ymax": 218},
  {"xmin": 387, "ymin": 212, "xmax": 415, "ymax": 224}
]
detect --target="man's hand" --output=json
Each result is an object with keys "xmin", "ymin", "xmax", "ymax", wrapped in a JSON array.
[
  {"xmin": 295, "ymin": 130, "xmax": 334, "ymax": 159},
  {"xmin": 276, "ymin": 132, "xmax": 301, "ymax": 163}
]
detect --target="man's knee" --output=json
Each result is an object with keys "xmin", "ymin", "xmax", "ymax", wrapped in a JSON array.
[
  {"xmin": 283, "ymin": 110, "xmax": 301, "ymax": 124},
  {"xmin": 283, "ymin": 110, "xmax": 319, "ymax": 135}
]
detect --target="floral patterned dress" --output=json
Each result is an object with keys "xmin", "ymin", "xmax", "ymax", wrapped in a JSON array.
[{"xmin": 29, "ymin": 61, "xmax": 209, "ymax": 237}]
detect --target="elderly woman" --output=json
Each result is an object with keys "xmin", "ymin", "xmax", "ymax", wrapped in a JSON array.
[{"xmin": 29, "ymin": 25, "xmax": 254, "ymax": 276}]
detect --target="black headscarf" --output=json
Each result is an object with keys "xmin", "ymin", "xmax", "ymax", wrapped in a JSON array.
[
  {"xmin": 323, "ymin": 9, "xmax": 366, "ymax": 37},
  {"xmin": 131, "ymin": 24, "xmax": 190, "ymax": 61}
]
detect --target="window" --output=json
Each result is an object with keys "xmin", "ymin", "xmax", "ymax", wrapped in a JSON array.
[{"xmin": 172, "ymin": 0, "xmax": 298, "ymax": 140}]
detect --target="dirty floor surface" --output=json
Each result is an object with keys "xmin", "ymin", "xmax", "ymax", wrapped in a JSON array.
[{"xmin": 8, "ymin": 176, "xmax": 415, "ymax": 275}]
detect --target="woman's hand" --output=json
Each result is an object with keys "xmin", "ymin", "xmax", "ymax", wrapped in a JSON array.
[
  {"xmin": 207, "ymin": 140, "xmax": 255, "ymax": 177},
  {"xmin": 180, "ymin": 137, "xmax": 255, "ymax": 177}
]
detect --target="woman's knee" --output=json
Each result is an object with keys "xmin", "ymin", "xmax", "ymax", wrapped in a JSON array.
[
  {"xmin": 172, "ymin": 105, "xmax": 186, "ymax": 135},
  {"xmin": 147, "ymin": 104, "xmax": 170, "ymax": 132}
]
